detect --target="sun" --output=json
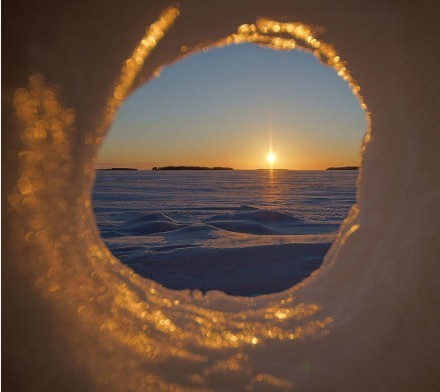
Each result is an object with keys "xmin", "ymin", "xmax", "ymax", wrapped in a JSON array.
[{"xmin": 266, "ymin": 151, "xmax": 277, "ymax": 166}]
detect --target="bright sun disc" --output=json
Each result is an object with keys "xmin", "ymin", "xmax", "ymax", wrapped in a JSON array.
[{"xmin": 267, "ymin": 151, "xmax": 276, "ymax": 165}]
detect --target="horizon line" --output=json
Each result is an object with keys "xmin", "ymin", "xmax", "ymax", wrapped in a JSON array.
[{"xmin": 95, "ymin": 166, "xmax": 359, "ymax": 171}]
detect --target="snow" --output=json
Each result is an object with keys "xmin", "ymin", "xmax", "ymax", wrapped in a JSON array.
[
  {"xmin": 93, "ymin": 170, "xmax": 353, "ymax": 295},
  {"xmin": 4, "ymin": 2, "xmax": 440, "ymax": 391}
]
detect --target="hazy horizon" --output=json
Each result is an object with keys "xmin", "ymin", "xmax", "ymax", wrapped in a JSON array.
[{"xmin": 97, "ymin": 43, "xmax": 367, "ymax": 170}]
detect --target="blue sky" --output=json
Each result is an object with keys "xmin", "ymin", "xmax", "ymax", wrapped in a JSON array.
[{"xmin": 97, "ymin": 43, "xmax": 367, "ymax": 169}]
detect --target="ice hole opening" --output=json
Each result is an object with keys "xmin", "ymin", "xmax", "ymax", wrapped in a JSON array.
[{"xmin": 93, "ymin": 33, "xmax": 367, "ymax": 297}]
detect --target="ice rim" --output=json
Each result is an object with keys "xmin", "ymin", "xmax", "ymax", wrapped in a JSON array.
[{"xmin": 8, "ymin": 5, "xmax": 382, "ymax": 390}]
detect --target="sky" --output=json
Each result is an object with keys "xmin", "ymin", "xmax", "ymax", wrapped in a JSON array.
[{"xmin": 97, "ymin": 43, "xmax": 367, "ymax": 170}]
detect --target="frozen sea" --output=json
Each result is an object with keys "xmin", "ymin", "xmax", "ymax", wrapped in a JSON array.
[{"xmin": 92, "ymin": 170, "xmax": 357, "ymax": 296}]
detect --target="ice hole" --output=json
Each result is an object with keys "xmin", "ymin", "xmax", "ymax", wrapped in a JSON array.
[
  {"xmin": 9, "ymin": 4, "xmax": 437, "ymax": 389},
  {"xmin": 93, "ymin": 43, "xmax": 367, "ymax": 296}
]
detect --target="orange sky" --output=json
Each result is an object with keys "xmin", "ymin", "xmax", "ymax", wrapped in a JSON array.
[{"xmin": 97, "ymin": 44, "xmax": 366, "ymax": 170}]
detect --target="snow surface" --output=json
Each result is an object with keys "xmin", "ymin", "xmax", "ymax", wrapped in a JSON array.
[{"xmin": 93, "ymin": 170, "xmax": 355, "ymax": 295}]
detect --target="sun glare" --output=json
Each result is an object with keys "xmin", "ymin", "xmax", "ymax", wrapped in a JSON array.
[{"xmin": 267, "ymin": 151, "xmax": 277, "ymax": 167}]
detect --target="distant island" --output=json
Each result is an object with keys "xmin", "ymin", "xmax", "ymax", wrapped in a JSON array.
[
  {"xmin": 152, "ymin": 166, "xmax": 233, "ymax": 171},
  {"xmin": 326, "ymin": 166, "xmax": 359, "ymax": 171},
  {"xmin": 98, "ymin": 167, "xmax": 138, "ymax": 171}
]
